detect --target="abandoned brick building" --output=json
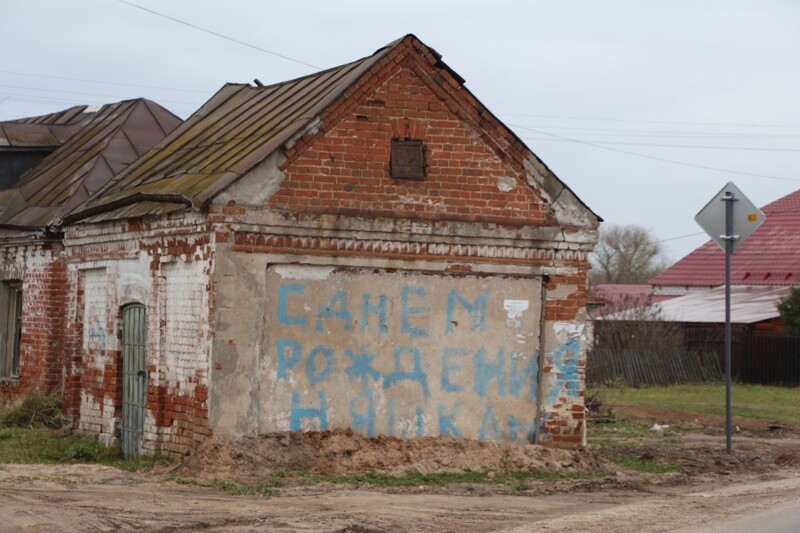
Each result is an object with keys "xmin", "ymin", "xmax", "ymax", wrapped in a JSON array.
[
  {"xmin": 0, "ymin": 100, "xmax": 180, "ymax": 403},
  {"xmin": 0, "ymin": 35, "xmax": 599, "ymax": 457}
]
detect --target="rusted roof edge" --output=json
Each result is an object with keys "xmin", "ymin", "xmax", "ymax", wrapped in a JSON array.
[
  {"xmin": 0, "ymin": 223, "xmax": 45, "ymax": 232},
  {"xmin": 62, "ymin": 193, "xmax": 193, "ymax": 225},
  {"xmin": 199, "ymin": 40, "xmax": 400, "ymax": 206},
  {"xmin": 407, "ymin": 36, "xmax": 601, "ymax": 224}
]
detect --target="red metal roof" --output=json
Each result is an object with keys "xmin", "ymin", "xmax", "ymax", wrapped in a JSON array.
[
  {"xmin": 590, "ymin": 284, "xmax": 676, "ymax": 316},
  {"xmin": 651, "ymin": 189, "xmax": 800, "ymax": 288}
]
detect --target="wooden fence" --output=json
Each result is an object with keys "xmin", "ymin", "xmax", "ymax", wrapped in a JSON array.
[
  {"xmin": 683, "ymin": 326, "xmax": 800, "ymax": 386},
  {"xmin": 739, "ymin": 335, "xmax": 800, "ymax": 386},
  {"xmin": 587, "ymin": 349, "xmax": 722, "ymax": 388}
]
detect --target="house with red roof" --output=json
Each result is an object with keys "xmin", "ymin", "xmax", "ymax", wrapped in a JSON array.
[
  {"xmin": 651, "ymin": 189, "xmax": 800, "ymax": 296},
  {"xmin": 593, "ymin": 189, "xmax": 800, "ymax": 385},
  {"xmin": 645, "ymin": 188, "xmax": 800, "ymax": 335}
]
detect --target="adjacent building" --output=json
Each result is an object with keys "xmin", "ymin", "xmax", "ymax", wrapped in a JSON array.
[
  {"xmin": 0, "ymin": 100, "xmax": 180, "ymax": 401},
  {"xmin": 2, "ymin": 36, "xmax": 599, "ymax": 456}
]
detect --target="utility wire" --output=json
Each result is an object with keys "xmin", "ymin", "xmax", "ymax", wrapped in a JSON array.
[
  {"xmin": 499, "ymin": 112, "xmax": 800, "ymax": 129},
  {"xmin": 115, "ymin": 0, "xmax": 322, "ymax": 70},
  {"xmin": 657, "ymin": 231, "xmax": 706, "ymax": 243},
  {"xmin": 0, "ymin": 70, "xmax": 209, "ymax": 94},
  {"xmin": 511, "ymin": 124, "xmax": 800, "ymax": 139},
  {"xmin": 0, "ymin": 91, "xmax": 196, "ymax": 114},
  {"xmin": 0, "ymin": 83, "xmax": 201, "ymax": 107},
  {"xmin": 510, "ymin": 124, "xmax": 800, "ymax": 183},
  {"xmin": 516, "ymin": 134, "xmax": 800, "ymax": 152}
]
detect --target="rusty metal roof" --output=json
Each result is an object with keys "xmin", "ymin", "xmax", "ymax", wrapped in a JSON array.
[
  {"xmin": 66, "ymin": 37, "xmax": 404, "ymax": 223},
  {"xmin": 0, "ymin": 105, "xmax": 102, "ymax": 148},
  {"xmin": 0, "ymin": 100, "xmax": 180, "ymax": 229},
  {"xmin": 8, "ymin": 105, "xmax": 99, "ymax": 126},
  {"xmin": 67, "ymin": 34, "xmax": 598, "ymax": 225}
]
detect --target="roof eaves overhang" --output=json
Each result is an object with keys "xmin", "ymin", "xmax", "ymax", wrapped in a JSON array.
[{"xmin": 61, "ymin": 193, "xmax": 194, "ymax": 226}]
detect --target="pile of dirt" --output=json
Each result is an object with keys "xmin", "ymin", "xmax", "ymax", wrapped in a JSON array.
[{"xmin": 172, "ymin": 429, "xmax": 611, "ymax": 484}]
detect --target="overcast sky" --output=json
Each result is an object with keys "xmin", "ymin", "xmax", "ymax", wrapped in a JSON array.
[{"xmin": 3, "ymin": 0, "xmax": 799, "ymax": 262}]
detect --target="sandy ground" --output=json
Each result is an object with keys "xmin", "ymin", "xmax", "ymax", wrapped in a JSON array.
[
  {"xmin": 1, "ymin": 461, "xmax": 799, "ymax": 532},
  {"xmin": 2, "ymin": 408, "xmax": 799, "ymax": 532}
]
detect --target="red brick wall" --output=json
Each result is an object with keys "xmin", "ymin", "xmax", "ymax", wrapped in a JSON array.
[
  {"xmin": 0, "ymin": 244, "xmax": 66, "ymax": 404},
  {"xmin": 59, "ymin": 218, "xmax": 214, "ymax": 455},
  {"xmin": 540, "ymin": 270, "xmax": 590, "ymax": 448},
  {"xmin": 271, "ymin": 50, "xmax": 553, "ymax": 227}
]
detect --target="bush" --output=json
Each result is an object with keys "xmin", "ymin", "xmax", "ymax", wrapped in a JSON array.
[
  {"xmin": 62, "ymin": 441, "xmax": 105, "ymax": 461},
  {"xmin": 0, "ymin": 392, "xmax": 62, "ymax": 429},
  {"xmin": 777, "ymin": 287, "xmax": 800, "ymax": 336}
]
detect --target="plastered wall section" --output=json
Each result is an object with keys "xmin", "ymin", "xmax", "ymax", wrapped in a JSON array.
[
  {"xmin": 212, "ymin": 261, "xmax": 541, "ymax": 442},
  {"xmin": 0, "ymin": 241, "xmax": 66, "ymax": 403},
  {"xmin": 208, "ymin": 37, "xmax": 598, "ymax": 447},
  {"xmin": 63, "ymin": 216, "xmax": 214, "ymax": 455}
]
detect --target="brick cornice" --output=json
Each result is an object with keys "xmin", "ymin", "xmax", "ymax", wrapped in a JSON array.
[{"xmin": 231, "ymin": 230, "xmax": 589, "ymax": 267}]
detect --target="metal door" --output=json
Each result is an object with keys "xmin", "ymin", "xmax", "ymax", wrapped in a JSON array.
[{"xmin": 121, "ymin": 304, "xmax": 147, "ymax": 459}]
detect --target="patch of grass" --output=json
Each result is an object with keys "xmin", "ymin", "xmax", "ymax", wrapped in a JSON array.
[
  {"xmin": 605, "ymin": 454, "xmax": 680, "ymax": 474},
  {"xmin": 0, "ymin": 427, "xmax": 170, "ymax": 472},
  {"xmin": 591, "ymin": 384, "xmax": 800, "ymax": 426},
  {"xmin": 588, "ymin": 418, "xmax": 684, "ymax": 448},
  {"xmin": 168, "ymin": 476, "xmax": 199, "ymax": 486},
  {"xmin": 167, "ymin": 470, "xmax": 605, "ymax": 497},
  {"xmin": 0, "ymin": 392, "xmax": 62, "ymax": 429},
  {"xmin": 169, "ymin": 469, "xmax": 602, "ymax": 495},
  {"xmin": 297, "ymin": 469, "xmax": 598, "ymax": 487},
  {"xmin": 167, "ymin": 476, "xmax": 278, "ymax": 497}
]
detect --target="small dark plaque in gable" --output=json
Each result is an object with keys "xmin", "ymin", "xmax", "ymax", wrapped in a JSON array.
[{"xmin": 391, "ymin": 139, "xmax": 425, "ymax": 180}]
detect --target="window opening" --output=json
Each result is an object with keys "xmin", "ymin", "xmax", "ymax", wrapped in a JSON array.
[
  {"xmin": 391, "ymin": 139, "xmax": 426, "ymax": 180},
  {"xmin": 2, "ymin": 282, "xmax": 22, "ymax": 378}
]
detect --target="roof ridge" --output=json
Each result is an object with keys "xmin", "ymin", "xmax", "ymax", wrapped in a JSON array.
[{"xmin": 65, "ymin": 34, "xmax": 598, "ymax": 227}]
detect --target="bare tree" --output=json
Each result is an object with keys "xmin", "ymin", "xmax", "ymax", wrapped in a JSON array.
[
  {"xmin": 590, "ymin": 224, "xmax": 668, "ymax": 285},
  {"xmin": 592, "ymin": 293, "xmax": 684, "ymax": 353}
]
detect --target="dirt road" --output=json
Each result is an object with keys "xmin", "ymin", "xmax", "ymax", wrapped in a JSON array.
[{"xmin": 1, "ymin": 463, "xmax": 799, "ymax": 532}]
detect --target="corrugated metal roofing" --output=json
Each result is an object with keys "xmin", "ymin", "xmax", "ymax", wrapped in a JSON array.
[
  {"xmin": 67, "ymin": 34, "xmax": 599, "ymax": 226},
  {"xmin": 591, "ymin": 284, "xmax": 676, "ymax": 317},
  {"xmin": 68, "ymin": 41, "xmax": 396, "ymax": 223},
  {"xmin": 0, "ymin": 100, "xmax": 180, "ymax": 229},
  {"xmin": 8, "ymin": 105, "xmax": 98, "ymax": 126},
  {"xmin": 0, "ymin": 105, "xmax": 101, "ymax": 148},
  {"xmin": 651, "ymin": 190, "xmax": 800, "ymax": 288},
  {"xmin": 600, "ymin": 285, "xmax": 790, "ymax": 324}
]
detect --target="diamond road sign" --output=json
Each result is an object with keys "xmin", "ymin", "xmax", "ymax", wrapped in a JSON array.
[{"xmin": 695, "ymin": 182, "xmax": 765, "ymax": 253}]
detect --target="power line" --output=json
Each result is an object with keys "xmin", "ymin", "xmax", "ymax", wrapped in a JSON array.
[
  {"xmin": 0, "ymin": 70, "xmax": 210, "ymax": 94},
  {"xmin": 516, "ymin": 134, "xmax": 800, "ymax": 152},
  {"xmin": 657, "ymin": 231, "xmax": 706, "ymax": 243},
  {"xmin": 510, "ymin": 123, "xmax": 800, "ymax": 139},
  {"xmin": 0, "ymin": 92, "xmax": 196, "ymax": 113},
  {"xmin": 0, "ymin": 92, "xmax": 103, "ymax": 106},
  {"xmin": 115, "ymin": 0, "xmax": 322, "ymax": 70},
  {"xmin": 0, "ymin": 83, "xmax": 201, "ymax": 107},
  {"xmin": 499, "ymin": 112, "xmax": 800, "ymax": 129},
  {"xmin": 510, "ymin": 124, "xmax": 800, "ymax": 183}
]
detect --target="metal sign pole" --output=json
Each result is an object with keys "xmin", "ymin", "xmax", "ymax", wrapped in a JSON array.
[
  {"xmin": 696, "ymin": 182, "xmax": 764, "ymax": 455},
  {"xmin": 722, "ymin": 191, "xmax": 736, "ymax": 455}
]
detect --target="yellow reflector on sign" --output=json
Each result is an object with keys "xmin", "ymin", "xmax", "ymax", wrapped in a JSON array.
[{"xmin": 747, "ymin": 213, "xmax": 758, "ymax": 222}]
